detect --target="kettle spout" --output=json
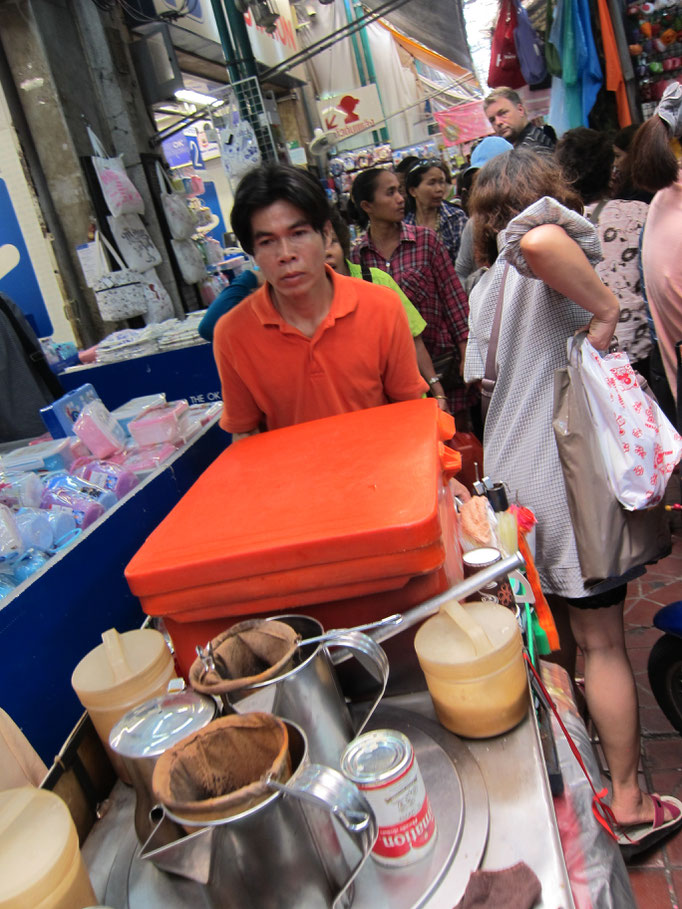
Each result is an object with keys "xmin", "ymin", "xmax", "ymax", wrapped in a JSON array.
[{"xmin": 139, "ymin": 809, "xmax": 214, "ymax": 884}]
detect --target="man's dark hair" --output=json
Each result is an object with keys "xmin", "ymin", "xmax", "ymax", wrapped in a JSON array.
[{"xmin": 231, "ymin": 163, "xmax": 331, "ymax": 255}]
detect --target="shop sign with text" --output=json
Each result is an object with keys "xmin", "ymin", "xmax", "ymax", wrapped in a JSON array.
[{"xmin": 317, "ymin": 85, "xmax": 383, "ymax": 143}]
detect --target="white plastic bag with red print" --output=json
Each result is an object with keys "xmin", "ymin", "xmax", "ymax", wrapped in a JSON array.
[{"xmin": 571, "ymin": 335, "xmax": 682, "ymax": 510}]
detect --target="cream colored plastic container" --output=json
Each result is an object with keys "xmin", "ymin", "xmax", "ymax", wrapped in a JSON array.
[
  {"xmin": 71, "ymin": 628, "xmax": 175, "ymax": 781},
  {"xmin": 0, "ymin": 787, "xmax": 97, "ymax": 909},
  {"xmin": 414, "ymin": 600, "xmax": 529, "ymax": 738}
]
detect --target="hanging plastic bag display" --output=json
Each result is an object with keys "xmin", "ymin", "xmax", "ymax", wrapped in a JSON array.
[
  {"xmin": 570, "ymin": 335, "xmax": 682, "ymax": 510},
  {"xmin": 488, "ymin": 0, "xmax": 526, "ymax": 89},
  {"xmin": 139, "ymin": 268, "xmax": 175, "ymax": 324},
  {"xmin": 219, "ymin": 98, "xmax": 261, "ymax": 181},
  {"xmin": 513, "ymin": 0, "xmax": 548, "ymax": 85},
  {"xmin": 92, "ymin": 231, "xmax": 149, "ymax": 322},
  {"xmin": 156, "ymin": 162, "xmax": 198, "ymax": 240},
  {"xmin": 88, "ymin": 127, "xmax": 145, "ymax": 218},
  {"xmin": 171, "ymin": 239, "xmax": 206, "ymax": 285},
  {"xmin": 107, "ymin": 214, "xmax": 162, "ymax": 271}
]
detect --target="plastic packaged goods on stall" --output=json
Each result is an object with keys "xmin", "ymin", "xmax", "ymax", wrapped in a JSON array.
[{"xmin": 125, "ymin": 399, "xmax": 463, "ymax": 677}]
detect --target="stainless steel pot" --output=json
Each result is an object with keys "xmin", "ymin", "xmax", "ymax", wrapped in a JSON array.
[
  {"xmin": 109, "ymin": 687, "xmax": 217, "ymax": 844},
  {"xmin": 226, "ymin": 615, "xmax": 389, "ymax": 769},
  {"xmin": 141, "ymin": 720, "xmax": 377, "ymax": 909}
]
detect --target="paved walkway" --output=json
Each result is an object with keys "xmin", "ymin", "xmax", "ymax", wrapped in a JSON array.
[{"xmin": 621, "ymin": 531, "xmax": 682, "ymax": 907}]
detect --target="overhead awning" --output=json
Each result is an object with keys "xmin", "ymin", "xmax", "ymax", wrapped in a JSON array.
[
  {"xmin": 361, "ymin": 0, "xmax": 474, "ymax": 75},
  {"xmin": 379, "ymin": 20, "xmax": 479, "ymax": 88}
]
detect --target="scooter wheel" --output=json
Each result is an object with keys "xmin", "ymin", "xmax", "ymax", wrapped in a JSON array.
[{"xmin": 647, "ymin": 633, "xmax": 682, "ymax": 734}]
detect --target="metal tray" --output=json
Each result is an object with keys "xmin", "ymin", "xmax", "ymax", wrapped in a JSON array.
[{"xmin": 101, "ymin": 705, "xmax": 488, "ymax": 909}]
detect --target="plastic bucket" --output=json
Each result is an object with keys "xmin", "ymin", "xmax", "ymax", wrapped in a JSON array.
[
  {"xmin": 71, "ymin": 628, "xmax": 175, "ymax": 781},
  {"xmin": 0, "ymin": 787, "xmax": 97, "ymax": 909}
]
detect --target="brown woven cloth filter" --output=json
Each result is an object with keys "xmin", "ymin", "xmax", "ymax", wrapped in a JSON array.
[
  {"xmin": 189, "ymin": 619, "xmax": 300, "ymax": 695},
  {"xmin": 152, "ymin": 712, "xmax": 291, "ymax": 824}
]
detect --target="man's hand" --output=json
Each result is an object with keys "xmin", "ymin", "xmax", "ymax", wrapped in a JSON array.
[{"xmin": 231, "ymin": 428, "xmax": 260, "ymax": 443}]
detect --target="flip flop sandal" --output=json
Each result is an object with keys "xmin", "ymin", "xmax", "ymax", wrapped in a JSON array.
[{"xmin": 616, "ymin": 794, "xmax": 682, "ymax": 861}]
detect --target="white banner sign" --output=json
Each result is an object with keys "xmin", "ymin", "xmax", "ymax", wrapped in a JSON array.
[{"xmin": 316, "ymin": 85, "xmax": 384, "ymax": 143}]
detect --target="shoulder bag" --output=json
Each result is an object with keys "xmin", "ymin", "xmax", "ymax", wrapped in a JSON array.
[
  {"xmin": 552, "ymin": 333, "xmax": 671, "ymax": 585},
  {"xmin": 480, "ymin": 262, "xmax": 511, "ymax": 419}
]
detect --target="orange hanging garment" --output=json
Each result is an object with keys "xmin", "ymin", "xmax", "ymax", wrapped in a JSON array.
[{"xmin": 596, "ymin": 0, "xmax": 632, "ymax": 127}]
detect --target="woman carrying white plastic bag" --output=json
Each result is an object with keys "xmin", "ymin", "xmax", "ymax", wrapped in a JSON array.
[{"xmin": 576, "ymin": 337, "xmax": 682, "ymax": 509}]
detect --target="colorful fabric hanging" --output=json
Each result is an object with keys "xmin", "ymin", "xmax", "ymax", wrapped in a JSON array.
[
  {"xmin": 596, "ymin": 0, "xmax": 632, "ymax": 127},
  {"xmin": 548, "ymin": 0, "xmax": 603, "ymax": 133}
]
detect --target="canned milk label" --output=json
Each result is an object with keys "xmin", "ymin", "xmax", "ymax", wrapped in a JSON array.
[{"xmin": 341, "ymin": 729, "xmax": 436, "ymax": 866}]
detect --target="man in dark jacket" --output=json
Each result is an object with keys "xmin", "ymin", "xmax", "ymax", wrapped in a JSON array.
[
  {"xmin": 483, "ymin": 87, "xmax": 555, "ymax": 151},
  {"xmin": 0, "ymin": 293, "xmax": 62, "ymax": 442}
]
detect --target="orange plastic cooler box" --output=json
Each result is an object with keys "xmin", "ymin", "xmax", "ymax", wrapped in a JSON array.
[{"xmin": 125, "ymin": 399, "xmax": 463, "ymax": 675}]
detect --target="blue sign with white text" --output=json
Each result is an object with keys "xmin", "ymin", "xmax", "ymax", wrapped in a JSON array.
[{"xmin": 0, "ymin": 178, "xmax": 52, "ymax": 336}]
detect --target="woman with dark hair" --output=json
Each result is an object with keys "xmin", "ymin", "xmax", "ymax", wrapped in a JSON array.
[
  {"xmin": 610, "ymin": 124, "xmax": 652, "ymax": 202},
  {"xmin": 465, "ymin": 146, "xmax": 682, "ymax": 851},
  {"xmin": 631, "ymin": 84, "xmax": 682, "ymax": 406},
  {"xmin": 555, "ymin": 128, "xmax": 652, "ymax": 373},
  {"xmin": 403, "ymin": 159, "xmax": 467, "ymax": 263},
  {"xmin": 325, "ymin": 208, "xmax": 450, "ymax": 411},
  {"xmin": 349, "ymin": 168, "xmax": 474, "ymax": 427}
]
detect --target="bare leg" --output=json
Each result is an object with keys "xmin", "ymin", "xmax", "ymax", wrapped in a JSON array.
[{"xmin": 567, "ymin": 601, "xmax": 669, "ymax": 826}]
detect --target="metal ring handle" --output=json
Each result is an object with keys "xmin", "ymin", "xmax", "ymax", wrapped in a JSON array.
[
  {"xmin": 267, "ymin": 763, "xmax": 377, "ymax": 909},
  {"xmin": 322, "ymin": 630, "xmax": 389, "ymax": 737}
]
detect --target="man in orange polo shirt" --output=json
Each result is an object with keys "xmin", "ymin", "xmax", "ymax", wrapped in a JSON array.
[{"xmin": 214, "ymin": 163, "xmax": 428, "ymax": 440}]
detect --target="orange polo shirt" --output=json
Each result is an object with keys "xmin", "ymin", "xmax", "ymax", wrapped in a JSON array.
[{"xmin": 214, "ymin": 266, "xmax": 427, "ymax": 433}]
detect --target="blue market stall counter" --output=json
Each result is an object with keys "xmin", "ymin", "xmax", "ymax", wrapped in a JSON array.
[{"xmin": 0, "ymin": 414, "xmax": 227, "ymax": 764}]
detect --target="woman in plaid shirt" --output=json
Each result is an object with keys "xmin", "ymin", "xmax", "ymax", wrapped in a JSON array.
[
  {"xmin": 350, "ymin": 168, "xmax": 475, "ymax": 425},
  {"xmin": 403, "ymin": 159, "xmax": 468, "ymax": 265}
]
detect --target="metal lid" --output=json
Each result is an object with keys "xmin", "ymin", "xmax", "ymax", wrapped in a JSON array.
[
  {"xmin": 340, "ymin": 729, "xmax": 411, "ymax": 784},
  {"xmin": 109, "ymin": 690, "xmax": 216, "ymax": 759}
]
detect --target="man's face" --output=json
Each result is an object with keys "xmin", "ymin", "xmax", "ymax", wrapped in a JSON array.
[
  {"xmin": 484, "ymin": 98, "xmax": 527, "ymax": 143},
  {"xmin": 251, "ymin": 200, "xmax": 329, "ymax": 302}
]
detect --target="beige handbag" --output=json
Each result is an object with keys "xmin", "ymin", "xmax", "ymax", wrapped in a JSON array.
[{"xmin": 552, "ymin": 335, "xmax": 671, "ymax": 585}]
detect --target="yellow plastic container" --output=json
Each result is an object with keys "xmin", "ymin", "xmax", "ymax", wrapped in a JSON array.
[
  {"xmin": 414, "ymin": 600, "xmax": 529, "ymax": 738},
  {"xmin": 0, "ymin": 787, "xmax": 97, "ymax": 909},
  {"xmin": 71, "ymin": 628, "xmax": 175, "ymax": 781}
]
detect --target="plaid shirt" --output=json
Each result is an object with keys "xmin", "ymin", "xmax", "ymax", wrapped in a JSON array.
[
  {"xmin": 404, "ymin": 201, "xmax": 468, "ymax": 265},
  {"xmin": 351, "ymin": 222, "xmax": 471, "ymax": 414}
]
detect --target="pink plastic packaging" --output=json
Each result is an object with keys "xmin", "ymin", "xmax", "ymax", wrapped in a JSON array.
[
  {"xmin": 128, "ymin": 401, "xmax": 189, "ymax": 446},
  {"xmin": 73, "ymin": 401, "xmax": 126, "ymax": 459},
  {"xmin": 72, "ymin": 460, "xmax": 139, "ymax": 500},
  {"xmin": 115, "ymin": 442, "xmax": 177, "ymax": 475}
]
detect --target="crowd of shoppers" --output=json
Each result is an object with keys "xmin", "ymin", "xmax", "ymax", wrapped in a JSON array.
[{"xmin": 211, "ymin": 83, "xmax": 682, "ymax": 859}]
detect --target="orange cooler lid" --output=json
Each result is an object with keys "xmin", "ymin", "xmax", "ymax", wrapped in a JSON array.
[{"xmin": 126, "ymin": 400, "xmax": 455, "ymax": 600}]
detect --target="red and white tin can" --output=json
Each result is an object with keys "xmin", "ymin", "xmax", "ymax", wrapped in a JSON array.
[{"xmin": 340, "ymin": 729, "xmax": 436, "ymax": 866}]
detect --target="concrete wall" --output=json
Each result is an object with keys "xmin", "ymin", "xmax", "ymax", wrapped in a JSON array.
[{"xmin": 0, "ymin": 0, "xmax": 184, "ymax": 347}]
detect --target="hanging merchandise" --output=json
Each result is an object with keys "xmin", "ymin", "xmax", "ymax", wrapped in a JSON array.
[
  {"xmin": 488, "ymin": 0, "xmax": 526, "ymax": 89},
  {"xmin": 219, "ymin": 97, "xmax": 261, "ymax": 181},
  {"xmin": 170, "ymin": 239, "xmax": 206, "ymax": 285},
  {"xmin": 107, "ymin": 214, "xmax": 162, "ymax": 272},
  {"xmin": 625, "ymin": 1, "xmax": 682, "ymax": 118},
  {"xmin": 91, "ymin": 231, "xmax": 149, "ymax": 322},
  {"xmin": 545, "ymin": 0, "xmax": 563, "ymax": 76},
  {"xmin": 548, "ymin": 0, "xmax": 603, "ymax": 132},
  {"xmin": 513, "ymin": 0, "xmax": 549, "ymax": 85},
  {"xmin": 139, "ymin": 268, "xmax": 175, "ymax": 324},
  {"xmin": 87, "ymin": 127, "xmax": 145, "ymax": 218},
  {"xmin": 156, "ymin": 162, "xmax": 198, "ymax": 241}
]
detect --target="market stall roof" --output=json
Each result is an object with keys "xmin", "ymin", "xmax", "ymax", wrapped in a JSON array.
[{"xmin": 362, "ymin": 0, "xmax": 474, "ymax": 75}]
